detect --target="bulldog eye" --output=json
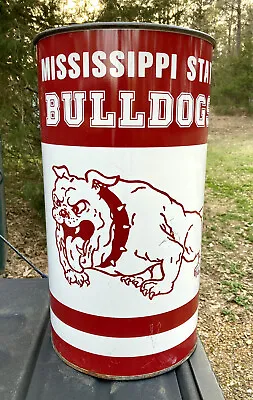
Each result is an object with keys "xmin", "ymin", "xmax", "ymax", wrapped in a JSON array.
[{"xmin": 72, "ymin": 201, "xmax": 87, "ymax": 215}]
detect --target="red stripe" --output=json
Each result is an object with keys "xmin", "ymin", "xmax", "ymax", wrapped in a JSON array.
[
  {"xmin": 41, "ymin": 126, "xmax": 208, "ymax": 147},
  {"xmin": 52, "ymin": 327, "xmax": 197, "ymax": 377},
  {"xmin": 50, "ymin": 292, "xmax": 198, "ymax": 338}
]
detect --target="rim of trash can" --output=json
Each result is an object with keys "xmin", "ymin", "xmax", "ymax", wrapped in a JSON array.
[{"xmin": 33, "ymin": 22, "xmax": 216, "ymax": 47}]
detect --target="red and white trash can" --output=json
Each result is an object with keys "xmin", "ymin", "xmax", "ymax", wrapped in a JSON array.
[{"xmin": 34, "ymin": 22, "xmax": 215, "ymax": 379}]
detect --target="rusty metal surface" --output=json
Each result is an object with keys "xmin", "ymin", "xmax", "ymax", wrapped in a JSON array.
[{"xmin": 52, "ymin": 342, "xmax": 197, "ymax": 381}]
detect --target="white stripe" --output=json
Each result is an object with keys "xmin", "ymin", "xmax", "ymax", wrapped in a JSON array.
[{"xmin": 50, "ymin": 308, "xmax": 198, "ymax": 357}]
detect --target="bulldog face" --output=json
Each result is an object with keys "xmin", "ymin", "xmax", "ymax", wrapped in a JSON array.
[
  {"xmin": 52, "ymin": 167, "xmax": 104, "ymax": 229},
  {"xmin": 52, "ymin": 166, "xmax": 117, "ymax": 269}
]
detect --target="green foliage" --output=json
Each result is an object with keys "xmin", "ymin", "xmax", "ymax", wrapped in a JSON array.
[
  {"xmin": 221, "ymin": 308, "xmax": 236, "ymax": 321},
  {"xmin": 212, "ymin": 40, "xmax": 253, "ymax": 115},
  {"xmin": 97, "ymin": 0, "xmax": 190, "ymax": 25},
  {"xmin": 23, "ymin": 180, "xmax": 45, "ymax": 219},
  {"xmin": 221, "ymin": 280, "xmax": 250, "ymax": 307},
  {"xmin": 211, "ymin": 1, "xmax": 253, "ymax": 115},
  {"xmin": 97, "ymin": 0, "xmax": 253, "ymax": 116},
  {"xmin": 0, "ymin": 0, "xmax": 63, "ymax": 214}
]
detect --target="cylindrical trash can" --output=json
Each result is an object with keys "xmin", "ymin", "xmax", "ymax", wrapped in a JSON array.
[{"xmin": 34, "ymin": 22, "xmax": 215, "ymax": 380}]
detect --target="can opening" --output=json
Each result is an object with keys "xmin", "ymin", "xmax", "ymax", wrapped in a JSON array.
[{"xmin": 33, "ymin": 22, "xmax": 215, "ymax": 48}]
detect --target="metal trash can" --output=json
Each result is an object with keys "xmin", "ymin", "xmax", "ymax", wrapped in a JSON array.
[
  {"xmin": 0, "ymin": 138, "xmax": 7, "ymax": 273},
  {"xmin": 34, "ymin": 22, "xmax": 215, "ymax": 380}
]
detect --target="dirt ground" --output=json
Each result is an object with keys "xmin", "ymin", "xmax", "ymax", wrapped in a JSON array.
[{"xmin": 1, "ymin": 114, "xmax": 253, "ymax": 399}]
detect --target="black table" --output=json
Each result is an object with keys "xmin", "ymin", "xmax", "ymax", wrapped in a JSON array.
[{"xmin": 0, "ymin": 278, "xmax": 224, "ymax": 400}]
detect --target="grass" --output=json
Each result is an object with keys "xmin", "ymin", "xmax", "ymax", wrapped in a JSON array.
[
  {"xmin": 221, "ymin": 308, "xmax": 236, "ymax": 322},
  {"xmin": 202, "ymin": 116, "xmax": 253, "ymax": 314}
]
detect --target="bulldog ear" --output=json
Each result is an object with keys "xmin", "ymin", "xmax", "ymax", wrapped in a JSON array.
[
  {"xmin": 52, "ymin": 165, "xmax": 70, "ymax": 179},
  {"xmin": 85, "ymin": 170, "xmax": 119, "ymax": 187}
]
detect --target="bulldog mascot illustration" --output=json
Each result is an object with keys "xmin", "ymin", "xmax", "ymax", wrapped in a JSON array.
[{"xmin": 52, "ymin": 166, "xmax": 202, "ymax": 300}]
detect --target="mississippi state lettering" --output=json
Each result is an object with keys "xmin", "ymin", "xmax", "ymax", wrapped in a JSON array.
[
  {"xmin": 45, "ymin": 90, "xmax": 210, "ymax": 128},
  {"xmin": 41, "ymin": 52, "xmax": 212, "ymax": 84},
  {"xmin": 41, "ymin": 51, "xmax": 178, "ymax": 81}
]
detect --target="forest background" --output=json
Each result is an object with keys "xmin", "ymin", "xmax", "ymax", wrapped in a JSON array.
[{"xmin": 0, "ymin": 0, "xmax": 252, "ymax": 215}]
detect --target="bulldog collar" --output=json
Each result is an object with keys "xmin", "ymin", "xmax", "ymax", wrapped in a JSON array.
[{"xmin": 97, "ymin": 185, "xmax": 130, "ymax": 269}]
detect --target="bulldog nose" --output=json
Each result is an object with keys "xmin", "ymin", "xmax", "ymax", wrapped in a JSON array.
[{"xmin": 60, "ymin": 209, "xmax": 69, "ymax": 218}]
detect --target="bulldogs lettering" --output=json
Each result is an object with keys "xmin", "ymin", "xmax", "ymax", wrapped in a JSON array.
[
  {"xmin": 52, "ymin": 166, "xmax": 202, "ymax": 300},
  {"xmin": 45, "ymin": 90, "xmax": 210, "ymax": 128}
]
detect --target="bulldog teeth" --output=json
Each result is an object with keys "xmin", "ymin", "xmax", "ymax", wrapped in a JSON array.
[
  {"xmin": 76, "ymin": 246, "xmax": 84, "ymax": 255},
  {"xmin": 75, "ymin": 226, "xmax": 80, "ymax": 234},
  {"xmin": 120, "ymin": 247, "xmax": 127, "ymax": 252},
  {"xmin": 117, "ymin": 204, "xmax": 126, "ymax": 211},
  {"xmin": 110, "ymin": 260, "xmax": 116, "ymax": 266}
]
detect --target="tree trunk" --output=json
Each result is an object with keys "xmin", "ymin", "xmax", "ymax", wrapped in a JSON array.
[
  {"xmin": 227, "ymin": 0, "xmax": 235, "ymax": 53},
  {"xmin": 236, "ymin": 0, "xmax": 241, "ymax": 54}
]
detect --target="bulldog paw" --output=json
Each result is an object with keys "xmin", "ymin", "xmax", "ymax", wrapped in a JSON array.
[
  {"xmin": 120, "ymin": 275, "xmax": 144, "ymax": 287},
  {"xmin": 120, "ymin": 269, "xmax": 152, "ymax": 288},
  {"xmin": 120, "ymin": 276, "xmax": 132, "ymax": 286},
  {"xmin": 132, "ymin": 276, "xmax": 144, "ymax": 288},
  {"xmin": 140, "ymin": 280, "xmax": 173, "ymax": 300},
  {"xmin": 65, "ymin": 270, "xmax": 90, "ymax": 287}
]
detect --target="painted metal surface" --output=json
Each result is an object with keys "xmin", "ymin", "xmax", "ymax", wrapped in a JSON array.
[{"xmin": 35, "ymin": 24, "xmax": 214, "ymax": 379}]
